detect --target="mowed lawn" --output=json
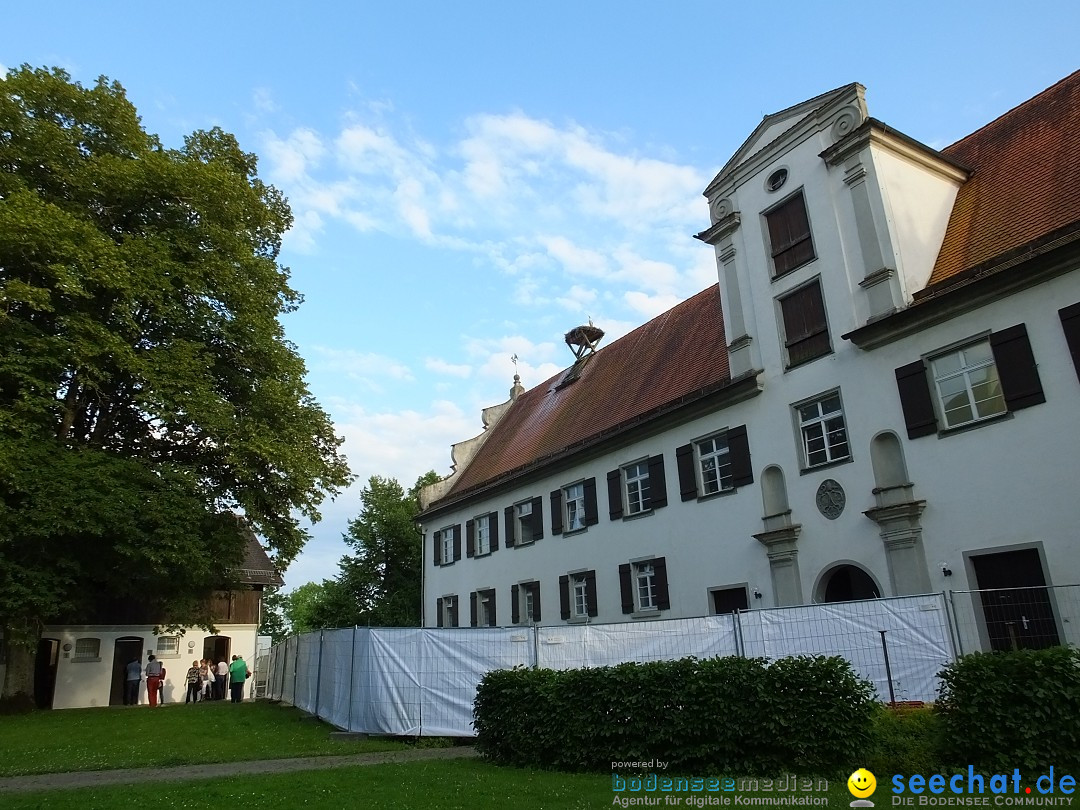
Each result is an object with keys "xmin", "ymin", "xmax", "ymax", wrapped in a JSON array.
[{"xmin": 0, "ymin": 700, "xmax": 407, "ymax": 777}]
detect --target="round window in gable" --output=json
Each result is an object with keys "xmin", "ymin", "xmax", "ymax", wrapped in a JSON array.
[{"xmin": 766, "ymin": 167, "xmax": 788, "ymax": 192}]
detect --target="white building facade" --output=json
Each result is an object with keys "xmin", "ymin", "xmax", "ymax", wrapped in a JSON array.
[{"xmin": 419, "ymin": 75, "xmax": 1080, "ymax": 655}]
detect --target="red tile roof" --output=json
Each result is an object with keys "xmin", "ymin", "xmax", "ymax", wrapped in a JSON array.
[
  {"xmin": 440, "ymin": 285, "xmax": 730, "ymax": 500},
  {"xmin": 927, "ymin": 70, "xmax": 1080, "ymax": 288}
]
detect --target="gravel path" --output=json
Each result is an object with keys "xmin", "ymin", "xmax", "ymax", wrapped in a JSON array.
[{"xmin": 0, "ymin": 745, "xmax": 477, "ymax": 794}]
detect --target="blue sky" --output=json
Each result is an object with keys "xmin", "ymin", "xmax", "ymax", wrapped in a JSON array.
[{"xmin": 4, "ymin": 3, "xmax": 1078, "ymax": 590}]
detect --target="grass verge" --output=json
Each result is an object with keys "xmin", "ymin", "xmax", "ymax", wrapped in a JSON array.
[
  {"xmin": 0, "ymin": 700, "xmax": 407, "ymax": 777},
  {"xmin": 0, "ymin": 760, "xmax": 854, "ymax": 809}
]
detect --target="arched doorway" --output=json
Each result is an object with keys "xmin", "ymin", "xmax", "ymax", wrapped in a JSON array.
[
  {"xmin": 110, "ymin": 637, "xmax": 145, "ymax": 706},
  {"xmin": 819, "ymin": 564, "xmax": 881, "ymax": 602}
]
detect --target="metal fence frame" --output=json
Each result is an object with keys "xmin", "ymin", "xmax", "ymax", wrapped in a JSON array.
[{"xmin": 265, "ymin": 591, "xmax": 967, "ymax": 736}]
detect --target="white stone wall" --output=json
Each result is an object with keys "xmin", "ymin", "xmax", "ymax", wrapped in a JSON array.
[{"xmin": 40, "ymin": 624, "xmax": 258, "ymax": 709}]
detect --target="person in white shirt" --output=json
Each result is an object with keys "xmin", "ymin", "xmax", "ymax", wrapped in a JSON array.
[{"xmin": 215, "ymin": 659, "xmax": 230, "ymax": 700}]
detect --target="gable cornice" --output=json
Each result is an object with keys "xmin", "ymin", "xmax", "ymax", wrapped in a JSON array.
[
  {"xmin": 820, "ymin": 118, "xmax": 971, "ymax": 182},
  {"xmin": 703, "ymin": 84, "xmax": 866, "ymax": 199}
]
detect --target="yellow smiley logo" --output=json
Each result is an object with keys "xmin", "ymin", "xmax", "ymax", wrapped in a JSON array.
[{"xmin": 848, "ymin": 769, "xmax": 877, "ymax": 798}]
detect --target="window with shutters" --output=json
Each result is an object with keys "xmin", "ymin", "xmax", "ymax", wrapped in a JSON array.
[
  {"xmin": 466, "ymin": 512, "xmax": 499, "ymax": 558},
  {"xmin": 512, "ymin": 580, "xmax": 541, "ymax": 625},
  {"xmin": 471, "ymin": 588, "xmax": 496, "ymax": 627},
  {"xmin": 619, "ymin": 557, "xmax": 670, "ymax": 616},
  {"xmin": 894, "ymin": 324, "xmax": 1045, "ymax": 439},
  {"xmin": 437, "ymin": 526, "xmax": 457, "ymax": 566},
  {"xmin": 677, "ymin": 427, "xmax": 753, "ymax": 500},
  {"xmin": 779, "ymin": 279, "xmax": 830, "ymax": 368},
  {"xmin": 437, "ymin": 595, "xmax": 458, "ymax": 628},
  {"xmin": 930, "ymin": 342, "xmax": 1005, "ymax": 429},
  {"xmin": 551, "ymin": 478, "xmax": 598, "ymax": 535},
  {"xmin": 765, "ymin": 190, "xmax": 815, "ymax": 278},
  {"xmin": 697, "ymin": 434, "xmax": 733, "ymax": 494},
  {"xmin": 795, "ymin": 391, "xmax": 850, "ymax": 469},
  {"xmin": 559, "ymin": 570, "xmax": 597, "ymax": 622},
  {"xmin": 608, "ymin": 456, "xmax": 666, "ymax": 519}
]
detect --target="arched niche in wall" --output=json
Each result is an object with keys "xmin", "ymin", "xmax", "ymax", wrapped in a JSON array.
[
  {"xmin": 815, "ymin": 562, "xmax": 882, "ymax": 603},
  {"xmin": 761, "ymin": 465, "xmax": 789, "ymax": 518},
  {"xmin": 870, "ymin": 431, "xmax": 908, "ymax": 491}
]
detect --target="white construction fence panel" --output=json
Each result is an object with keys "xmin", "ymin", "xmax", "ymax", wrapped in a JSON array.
[
  {"xmin": 536, "ymin": 616, "xmax": 739, "ymax": 670},
  {"xmin": 738, "ymin": 593, "xmax": 954, "ymax": 703}
]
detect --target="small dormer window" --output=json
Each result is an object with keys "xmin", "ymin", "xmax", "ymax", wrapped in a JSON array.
[
  {"xmin": 766, "ymin": 167, "xmax": 788, "ymax": 192},
  {"xmin": 765, "ymin": 190, "xmax": 815, "ymax": 278}
]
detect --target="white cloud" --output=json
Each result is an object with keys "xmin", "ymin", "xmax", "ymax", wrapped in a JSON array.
[
  {"xmin": 312, "ymin": 346, "xmax": 414, "ymax": 381},
  {"xmin": 624, "ymin": 290, "xmax": 684, "ymax": 319},
  {"xmin": 263, "ymin": 128, "xmax": 325, "ymax": 183},
  {"xmin": 252, "ymin": 87, "xmax": 278, "ymax": 114},
  {"xmin": 425, "ymin": 357, "xmax": 473, "ymax": 378}
]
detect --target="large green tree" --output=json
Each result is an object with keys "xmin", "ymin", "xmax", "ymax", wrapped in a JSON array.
[
  {"xmin": 336, "ymin": 471, "xmax": 440, "ymax": 627},
  {"xmin": 0, "ymin": 66, "xmax": 351, "ymax": 704}
]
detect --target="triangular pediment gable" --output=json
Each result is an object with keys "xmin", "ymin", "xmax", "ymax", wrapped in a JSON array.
[{"xmin": 705, "ymin": 83, "xmax": 865, "ymax": 195}]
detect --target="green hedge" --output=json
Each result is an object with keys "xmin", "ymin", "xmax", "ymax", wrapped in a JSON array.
[
  {"xmin": 936, "ymin": 646, "xmax": 1080, "ymax": 772},
  {"xmin": 864, "ymin": 706, "xmax": 945, "ymax": 775},
  {"xmin": 473, "ymin": 655, "xmax": 875, "ymax": 775}
]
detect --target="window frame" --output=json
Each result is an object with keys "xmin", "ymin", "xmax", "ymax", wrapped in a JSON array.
[
  {"xmin": 696, "ymin": 433, "xmax": 733, "ymax": 496},
  {"xmin": 474, "ymin": 513, "xmax": 491, "ymax": 556},
  {"xmin": 623, "ymin": 461, "xmax": 651, "ymax": 516},
  {"xmin": 928, "ymin": 340, "xmax": 1007, "ymax": 430},
  {"xmin": 73, "ymin": 637, "xmax": 101, "ymax": 662},
  {"xmin": 563, "ymin": 482, "xmax": 586, "ymax": 532},
  {"xmin": 794, "ymin": 389, "xmax": 851, "ymax": 470},
  {"xmin": 619, "ymin": 557, "xmax": 670, "ymax": 617},
  {"xmin": 437, "ymin": 595, "xmax": 458, "ymax": 628},
  {"xmin": 559, "ymin": 569, "xmax": 598, "ymax": 622},
  {"xmin": 439, "ymin": 527, "xmax": 455, "ymax": 566},
  {"xmin": 155, "ymin": 635, "xmax": 180, "ymax": 658},
  {"xmin": 764, "ymin": 188, "xmax": 816, "ymax": 279},
  {"xmin": 709, "ymin": 585, "xmax": 750, "ymax": 616},
  {"xmin": 511, "ymin": 580, "xmax": 541, "ymax": 625}
]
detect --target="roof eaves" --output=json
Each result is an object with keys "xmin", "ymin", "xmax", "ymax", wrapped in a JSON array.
[{"xmin": 419, "ymin": 370, "xmax": 762, "ymax": 519}]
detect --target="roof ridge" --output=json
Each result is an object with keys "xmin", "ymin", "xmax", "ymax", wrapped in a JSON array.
[{"xmin": 944, "ymin": 70, "xmax": 1080, "ymax": 154}]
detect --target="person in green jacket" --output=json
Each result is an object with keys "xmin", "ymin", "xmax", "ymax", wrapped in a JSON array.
[{"xmin": 228, "ymin": 655, "xmax": 250, "ymax": 703}]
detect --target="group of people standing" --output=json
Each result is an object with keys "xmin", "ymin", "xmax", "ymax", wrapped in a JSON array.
[
  {"xmin": 124, "ymin": 652, "xmax": 250, "ymax": 706},
  {"xmin": 185, "ymin": 655, "xmax": 251, "ymax": 704}
]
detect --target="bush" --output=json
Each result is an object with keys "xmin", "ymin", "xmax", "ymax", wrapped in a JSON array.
[
  {"xmin": 864, "ymin": 705, "xmax": 946, "ymax": 775},
  {"xmin": 473, "ymin": 654, "xmax": 875, "ymax": 776},
  {"xmin": 936, "ymin": 646, "xmax": 1080, "ymax": 772}
]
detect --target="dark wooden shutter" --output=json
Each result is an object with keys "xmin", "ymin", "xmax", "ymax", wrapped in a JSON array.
[
  {"xmin": 607, "ymin": 469, "xmax": 623, "ymax": 520},
  {"xmin": 583, "ymin": 478, "xmax": 598, "ymax": 525},
  {"xmin": 452, "ymin": 524, "xmax": 461, "ymax": 561},
  {"xmin": 465, "ymin": 520, "xmax": 475, "ymax": 558},
  {"xmin": 559, "ymin": 575, "xmax": 570, "ymax": 620},
  {"xmin": 470, "ymin": 592, "xmax": 478, "ymax": 627},
  {"xmin": 487, "ymin": 590, "xmax": 496, "ymax": 626},
  {"xmin": 895, "ymin": 359, "xmax": 937, "ymax": 438},
  {"xmin": 511, "ymin": 585, "xmax": 520, "ymax": 624},
  {"xmin": 550, "ymin": 489, "xmax": 564, "ymax": 535},
  {"xmin": 990, "ymin": 323, "xmax": 1045, "ymax": 411},
  {"xmin": 653, "ymin": 557, "xmax": 670, "ymax": 610},
  {"xmin": 619, "ymin": 564, "xmax": 634, "ymax": 614},
  {"xmin": 727, "ymin": 425, "xmax": 753, "ymax": 487},
  {"xmin": 504, "ymin": 506, "xmax": 515, "ymax": 547},
  {"xmin": 531, "ymin": 581, "xmax": 542, "ymax": 622},
  {"xmin": 489, "ymin": 512, "xmax": 500, "ymax": 551},
  {"xmin": 676, "ymin": 443, "xmax": 697, "ymax": 501},
  {"xmin": 433, "ymin": 531, "xmax": 442, "ymax": 566},
  {"xmin": 450, "ymin": 599, "xmax": 458, "ymax": 628},
  {"xmin": 648, "ymin": 454, "xmax": 667, "ymax": 509},
  {"xmin": 529, "ymin": 496, "xmax": 544, "ymax": 540},
  {"xmin": 436, "ymin": 597, "xmax": 444, "ymax": 627},
  {"xmin": 780, "ymin": 281, "xmax": 830, "ymax": 366},
  {"xmin": 585, "ymin": 570, "xmax": 598, "ymax": 617},
  {"xmin": 767, "ymin": 192, "xmax": 814, "ymax": 276},
  {"xmin": 1060, "ymin": 302, "xmax": 1080, "ymax": 383}
]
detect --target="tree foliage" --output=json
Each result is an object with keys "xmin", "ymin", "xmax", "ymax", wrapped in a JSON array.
[
  {"xmin": 273, "ymin": 471, "xmax": 440, "ymax": 634},
  {"xmin": 0, "ymin": 66, "xmax": 351, "ymax": 701}
]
